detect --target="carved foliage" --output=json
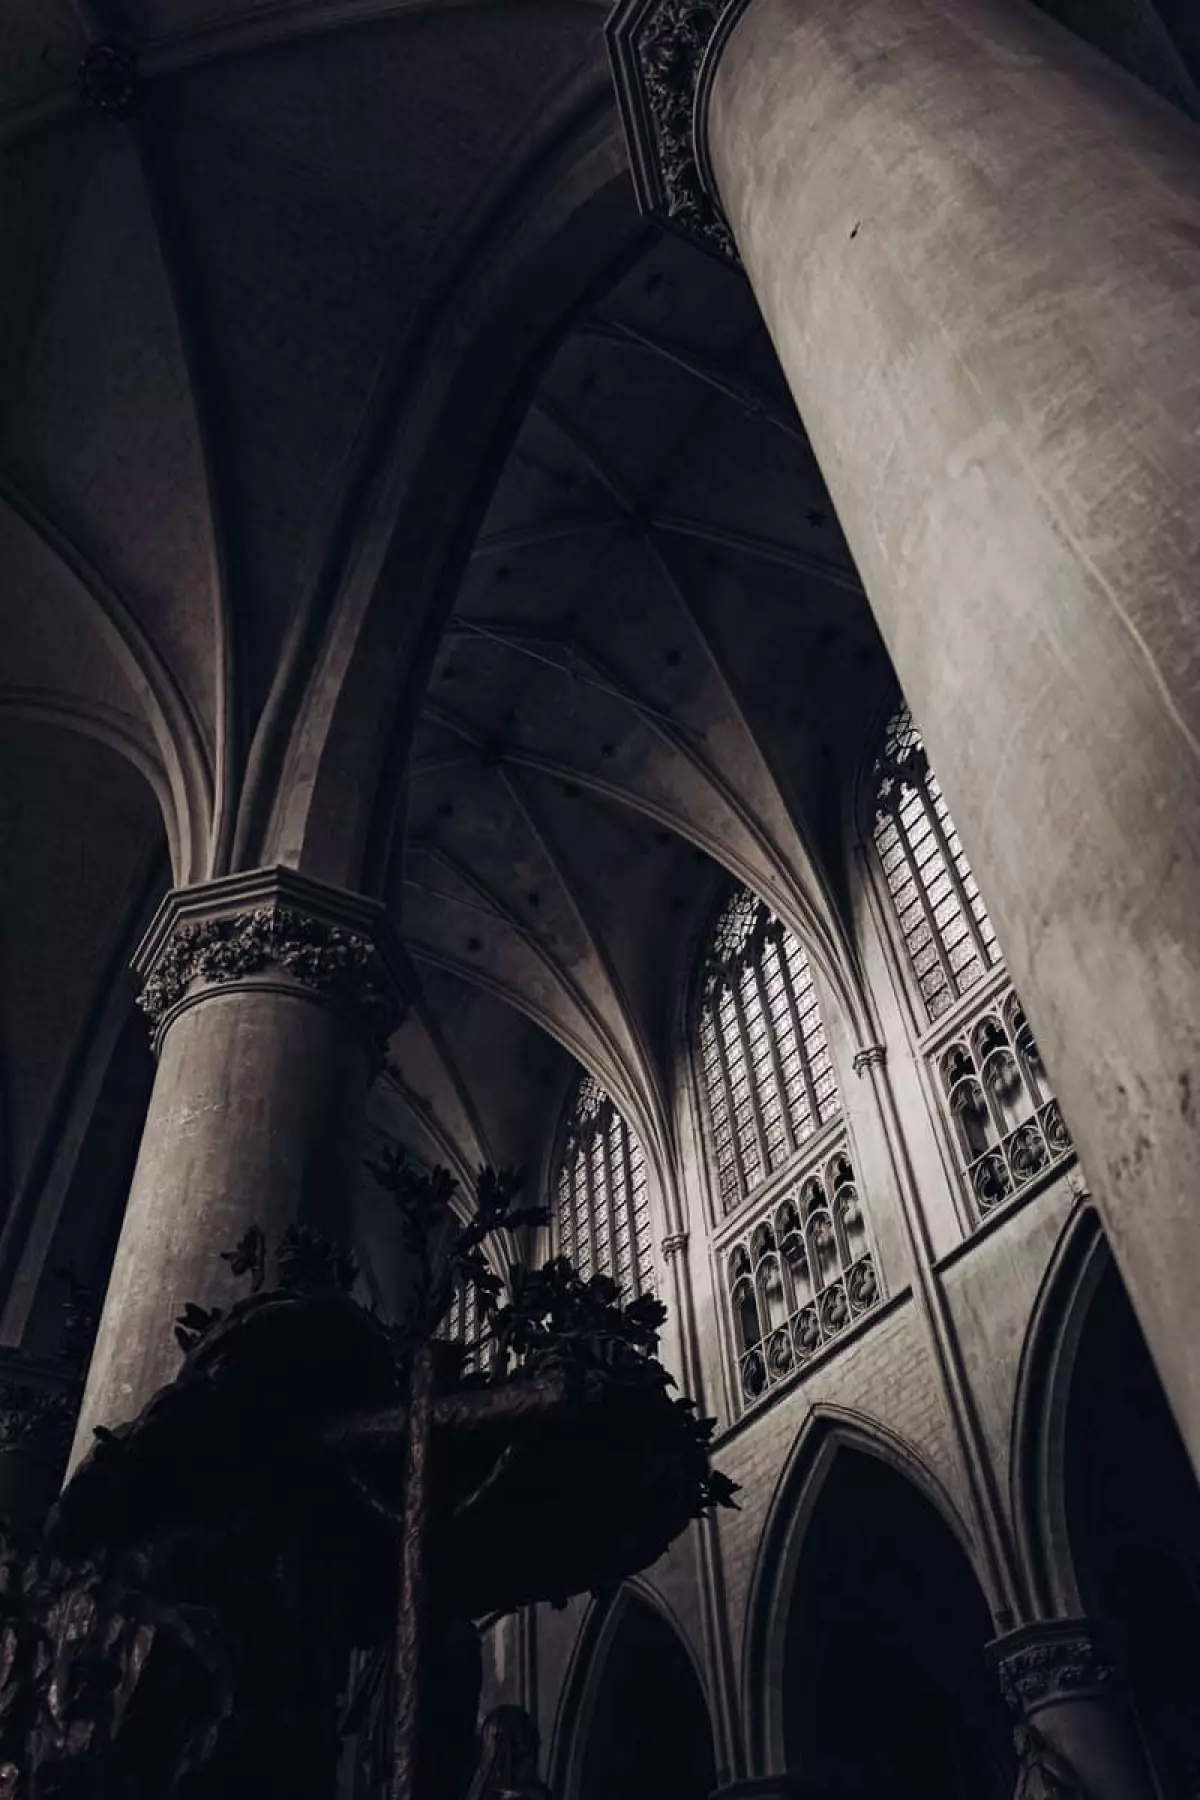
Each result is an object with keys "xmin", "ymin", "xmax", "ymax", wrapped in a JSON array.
[
  {"xmin": 997, "ymin": 1635, "xmax": 1120, "ymax": 1713},
  {"xmin": 138, "ymin": 905, "xmax": 399, "ymax": 1047},
  {"xmin": 611, "ymin": 0, "xmax": 739, "ymax": 261}
]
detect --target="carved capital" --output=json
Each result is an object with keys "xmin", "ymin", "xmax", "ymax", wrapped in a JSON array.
[
  {"xmin": 852, "ymin": 1044, "xmax": 888, "ymax": 1076},
  {"xmin": 134, "ymin": 868, "xmax": 407, "ymax": 1058},
  {"xmin": 607, "ymin": 0, "xmax": 747, "ymax": 262},
  {"xmin": 989, "ymin": 1619, "xmax": 1125, "ymax": 1717},
  {"xmin": 661, "ymin": 1231, "xmax": 689, "ymax": 1260},
  {"xmin": 78, "ymin": 41, "xmax": 138, "ymax": 116},
  {"xmin": 0, "ymin": 1356, "xmax": 79, "ymax": 1456}
]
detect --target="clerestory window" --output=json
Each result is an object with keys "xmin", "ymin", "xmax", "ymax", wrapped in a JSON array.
[
  {"xmin": 696, "ymin": 886, "xmax": 840, "ymax": 1215},
  {"xmin": 872, "ymin": 703, "xmax": 1001, "ymax": 1023},
  {"xmin": 871, "ymin": 703, "xmax": 1074, "ymax": 1217},
  {"xmin": 553, "ymin": 1072, "xmax": 654, "ymax": 1297}
]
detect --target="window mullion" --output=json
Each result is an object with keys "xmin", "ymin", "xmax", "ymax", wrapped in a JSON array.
[
  {"xmin": 599, "ymin": 1112, "xmax": 621, "ymax": 1284},
  {"xmin": 730, "ymin": 971, "xmax": 772, "ymax": 1176},
  {"xmin": 750, "ymin": 954, "xmax": 796, "ymax": 1157},
  {"xmin": 619, "ymin": 1124, "xmax": 642, "ymax": 1296},
  {"xmin": 888, "ymin": 797, "xmax": 959, "ymax": 992},
  {"xmin": 709, "ymin": 987, "xmax": 750, "ymax": 1200},
  {"xmin": 582, "ymin": 1142, "xmax": 601, "ymax": 1276},
  {"xmin": 920, "ymin": 779, "xmax": 992, "ymax": 967},
  {"xmin": 777, "ymin": 939, "xmax": 824, "ymax": 1126}
]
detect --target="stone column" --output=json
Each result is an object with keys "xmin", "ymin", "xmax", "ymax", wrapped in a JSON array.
[
  {"xmin": 990, "ymin": 1619, "xmax": 1159, "ymax": 1800},
  {"xmin": 609, "ymin": 0, "xmax": 1200, "ymax": 1468},
  {"xmin": 70, "ymin": 867, "xmax": 405, "ymax": 1468}
]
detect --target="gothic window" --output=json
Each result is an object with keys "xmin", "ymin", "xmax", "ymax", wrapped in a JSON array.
[
  {"xmin": 727, "ymin": 1147, "xmax": 880, "ymax": 1406},
  {"xmin": 442, "ymin": 1270, "xmax": 489, "ymax": 1375},
  {"xmin": 697, "ymin": 886, "xmax": 840, "ymax": 1214},
  {"xmin": 554, "ymin": 1073, "xmax": 654, "ymax": 1297},
  {"xmin": 872, "ymin": 704, "xmax": 1000, "ymax": 1023},
  {"xmin": 938, "ymin": 993, "xmax": 1073, "ymax": 1216},
  {"xmin": 871, "ymin": 704, "xmax": 1074, "ymax": 1217}
]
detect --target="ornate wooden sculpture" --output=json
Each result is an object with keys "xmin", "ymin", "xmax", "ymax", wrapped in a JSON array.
[{"xmin": 0, "ymin": 1159, "xmax": 735, "ymax": 1799}]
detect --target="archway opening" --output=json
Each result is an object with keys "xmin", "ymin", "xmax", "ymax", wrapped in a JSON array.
[
  {"xmin": 782, "ymin": 1448, "xmax": 1013, "ymax": 1800},
  {"xmin": 576, "ymin": 1594, "xmax": 715, "ymax": 1800},
  {"xmin": 1063, "ymin": 1256, "xmax": 1200, "ymax": 1796}
]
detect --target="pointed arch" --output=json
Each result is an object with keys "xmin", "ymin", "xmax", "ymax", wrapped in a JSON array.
[
  {"xmin": 741, "ymin": 1404, "xmax": 985, "ymax": 1777},
  {"xmin": 1008, "ymin": 1200, "xmax": 1111, "ymax": 1617},
  {"xmin": 548, "ymin": 1582, "xmax": 715, "ymax": 1800}
]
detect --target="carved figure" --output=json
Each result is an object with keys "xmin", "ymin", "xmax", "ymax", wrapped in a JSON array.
[
  {"xmin": 0, "ymin": 1165, "xmax": 735, "ymax": 1800},
  {"xmin": 1013, "ymin": 1723, "xmax": 1087, "ymax": 1800},
  {"xmin": 465, "ymin": 1706, "xmax": 551, "ymax": 1800}
]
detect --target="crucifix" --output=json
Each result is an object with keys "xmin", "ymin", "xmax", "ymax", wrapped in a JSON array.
[{"xmin": 0, "ymin": 1157, "xmax": 735, "ymax": 1800}]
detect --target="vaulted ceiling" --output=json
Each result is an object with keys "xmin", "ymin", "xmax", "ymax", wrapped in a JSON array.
[
  {"xmin": 2, "ymin": 0, "xmax": 1193, "ymax": 1313},
  {"xmin": 379, "ymin": 235, "xmax": 892, "ymax": 1190}
]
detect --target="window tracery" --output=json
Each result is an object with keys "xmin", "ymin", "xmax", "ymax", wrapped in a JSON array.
[
  {"xmin": 725, "ymin": 1146, "xmax": 880, "ymax": 1406},
  {"xmin": 443, "ymin": 1270, "xmax": 489, "ymax": 1375},
  {"xmin": 554, "ymin": 1073, "xmax": 654, "ymax": 1297},
  {"xmin": 694, "ymin": 886, "xmax": 884, "ymax": 1412},
  {"xmin": 872, "ymin": 705, "xmax": 1000, "ymax": 1022},
  {"xmin": 696, "ymin": 889, "xmax": 840, "ymax": 1214},
  {"xmin": 872, "ymin": 704, "xmax": 1074, "ymax": 1217}
]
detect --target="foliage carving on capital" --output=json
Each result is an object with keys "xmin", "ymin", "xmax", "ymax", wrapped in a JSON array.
[
  {"xmin": 995, "ymin": 1632, "xmax": 1121, "ymax": 1714},
  {"xmin": 138, "ymin": 904, "xmax": 402, "ymax": 1049},
  {"xmin": 607, "ymin": 0, "xmax": 740, "ymax": 262}
]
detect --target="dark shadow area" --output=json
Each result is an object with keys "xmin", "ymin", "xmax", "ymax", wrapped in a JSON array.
[
  {"xmin": 577, "ymin": 1595, "xmax": 715, "ymax": 1800},
  {"xmin": 1065, "ymin": 1258, "xmax": 1200, "ymax": 1798},
  {"xmin": 783, "ymin": 1449, "xmax": 1014, "ymax": 1800}
]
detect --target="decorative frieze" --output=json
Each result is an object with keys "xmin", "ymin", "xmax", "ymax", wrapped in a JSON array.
[
  {"xmin": 134, "ymin": 868, "xmax": 407, "ymax": 1057},
  {"xmin": 607, "ymin": 0, "xmax": 743, "ymax": 261},
  {"xmin": 990, "ymin": 1619, "xmax": 1123, "ymax": 1717}
]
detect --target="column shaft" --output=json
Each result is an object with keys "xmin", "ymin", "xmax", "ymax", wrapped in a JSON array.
[
  {"xmin": 703, "ymin": 0, "xmax": 1200, "ymax": 1463},
  {"xmin": 991, "ymin": 1619, "xmax": 1159, "ymax": 1800},
  {"xmin": 71, "ymin": 869, "xmax": 403, "ymax": 1465}
]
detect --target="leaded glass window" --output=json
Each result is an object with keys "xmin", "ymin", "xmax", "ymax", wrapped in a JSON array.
[
  {"xmin": 442, "ymin": 1270, "xmax": 489, "ymax": 1374},
  {"xmin": 871, "ymin": 703, "xmax": 1075, "ymax": 1219},
  {"xmin": 696, "ymin": 887, "xmax": 840, "ymax": 1214},
  {"xmin": 873, "ymin": 705, "xmax": 1000, "ymax": 1023},
  {"xmin": 554, "ymin": 1073, "xmax": 654, "ymax": 1297}
]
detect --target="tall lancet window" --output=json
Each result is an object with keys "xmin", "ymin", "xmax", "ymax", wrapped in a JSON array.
[
  {"xmin": 872, "ymin": 704, "xmax": 1001, "ymax": 1022},
  {"xmin": 554, "ymin": 1073, "xmax": 654, "ymax": 1298},
  {"xmin": 697, "ymin": 887, "xmax": 840, "ymax": 1215},
  {"xmin": 696, "ymin": 886, "xmax": 881, "ymax": 1410},
  {"xmin": 443, "ymin": 1269, "xmax": 489, "ymax": 1375},
  {"xmin": 872, "ymin": 703, "xmax": 1074, "ymax": 1217}
]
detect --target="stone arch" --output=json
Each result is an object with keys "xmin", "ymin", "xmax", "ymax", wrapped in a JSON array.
[
  {"xmin": 1014, "ymin": 1203, "xmax": 1200, "ymax": 1795},
  {"xmin": 1009, "ymin": 1198, "xmax": 1107, "ymax": 1616},
  {"xmin": 741, "ymin": 1404, "xmax": 1000, "ymax": 1784},
  {"xmin": 549, "ymin": 1581, "xmax": 716, "ymax": 1800}
]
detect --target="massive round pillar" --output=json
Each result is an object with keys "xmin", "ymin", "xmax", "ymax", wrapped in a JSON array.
[
  {"xmin": 609, "ymin": 0, "xmax": 1200, "ymax": 1466},
  {"xmin": 70, "ymin": 868, "xmax": 404, "ymax": 1467}
]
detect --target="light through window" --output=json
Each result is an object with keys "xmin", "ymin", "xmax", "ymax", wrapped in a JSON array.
[
  {"xmin": 554, "ymin": 1073, "xmax": 654, "ymax": 1296},
  {"xmin": 697, "ymin": 888, "xmax": 840, "ymax": 1214}
]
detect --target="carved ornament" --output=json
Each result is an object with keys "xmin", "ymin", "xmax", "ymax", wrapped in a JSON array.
[
  {"xmin": 852, "ymin": 1044, "xmax": 888, "ymax": 1076},
  {"xmin": 607, "ymin": 0, "xmax": 743, "ymax": 262},
  {"xmin": 78, "ymin": 42, "xmax": 138, "ymax": 116},
  {"xmin": 133, "ymin": 869, "xmax": 407, "ymax": 1056},
  {"xmin": 139, "ymin": 905, "xmax": 396, "ymax": 1043},
  {"xmin": 993, "ymin": 1622, "xmax": 1122, "ymax": 1715}
]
